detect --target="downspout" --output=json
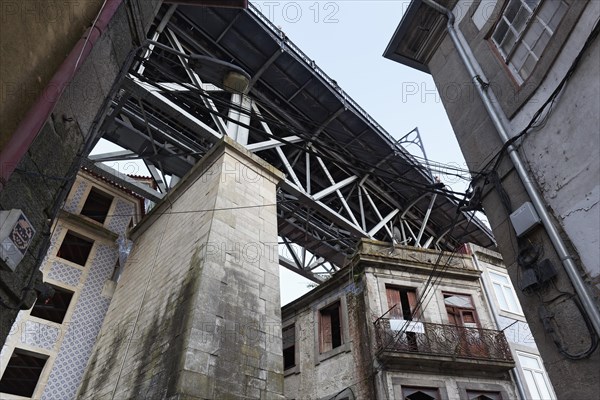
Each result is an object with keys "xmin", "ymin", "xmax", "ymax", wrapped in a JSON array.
[
  {"xmin": 470, "ymin": 245, "xmax": 529, "ymax": 400},
  {"xmin": 421, "ymin": 0, "xmax": 600, "ymax": 337},
  {"xmin": 0, "ymin": 0, "xmax": 124, "ymax": 190}
]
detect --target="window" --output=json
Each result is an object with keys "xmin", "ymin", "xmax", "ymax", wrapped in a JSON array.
[
  {"xmin": 517, "ymin": 352, "xmax": 555, "ymax": 400},
  {"xmin": 30, "ymin": 285, "xmax": 74, "ymax": 324},
  {"xmin": 319, "ymin": 302, "xmax": 342, "ymax": 353},
  {"xmin": 402, "ymin": 386, "xmax": 441, "ymax": 400},
  {"xmin": 491, "ymin": 0, "xmax": 568, "ymax": 82},
  {"xmin": 0, "ymin": 348, "xmax": 48, "ymax": 397},
  {"xmin": 386, "ymin": 286, "xmax": 419, "ymax": 320},
  {"xmin": 80, "ymin": 187, "xmax": 113, "ymax": 223},
  {"xmin": 443, "ymin": 293, "xmax": 479, "ymax": 328},
  {"xmin": 283, "ymin": 324, "xmax": 296, "ymax": 370},
  {"xmin": 444, "ymin": 293, "xmax": 489, "ymax": 357},
  {"xmin": 489, "ymin": 270, "xmax": 523, "ymax": 314},
  {"xmin": 466, "ymin": 390, "xmax": 502, "ymax": 399},
  {"xmin": 57, "ymin": 231, "xmax": 94, "ymax": 266}
]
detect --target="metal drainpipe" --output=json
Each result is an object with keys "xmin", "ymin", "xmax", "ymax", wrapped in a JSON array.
[
  {"xmin": 470, "ymin": 245, "xmax": 528, "ymax": 400},
  {"xmin": 0, "ymin": 0, "xmax": 124, "ymax": 191},
  {"xmin": 421, "ymin": 0, "xmax": 600, "ymax": 336}
]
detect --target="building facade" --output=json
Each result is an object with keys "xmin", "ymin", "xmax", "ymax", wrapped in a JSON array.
[
  {"xmin": 0, "ymin": 169, "xmax": 142, "ymax": 399},
  {"xmin": 384, "ymin": 0, "xmax": 600, "ymax": 397},
  {"xmin": 467, "ymin": 244, "xmax": 556, "ymax": 400},
  {"xmin": 282, "ymin": 240, "xmax": 520, "ymax": 400}
]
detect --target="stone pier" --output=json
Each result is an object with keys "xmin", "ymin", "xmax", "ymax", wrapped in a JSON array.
[{"xmin": 77, "ymin": 137, "xmax": 285, "ymax": 399}]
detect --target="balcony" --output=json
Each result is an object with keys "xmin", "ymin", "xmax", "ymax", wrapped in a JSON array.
[{"xmin": 374, "ymin": 319, "xmax": 515, "ymax": 374}]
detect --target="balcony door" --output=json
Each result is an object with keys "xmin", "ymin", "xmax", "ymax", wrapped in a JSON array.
[
  {"xmin": 443, "ymin": 293, "xmax": 488, "ymax": 358},
  {"xmin": 386, "ymin": 286, "xmax": 418, "ymax": 320},
  {"xmin": 386, "ymin": 286, "xmax": 420, "ymax": 351}
]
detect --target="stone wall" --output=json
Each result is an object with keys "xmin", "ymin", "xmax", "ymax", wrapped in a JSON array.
[
  {"xmin": 283, "ymin": 241, "xmax": 515, "ymax": 399},
  {"xmin": 78, "ymin": 138, "xmax": 285, "ymax": 399},
  {"xmin": 282, "ymin": 279, "xmax": 373, "ymax": 400}
]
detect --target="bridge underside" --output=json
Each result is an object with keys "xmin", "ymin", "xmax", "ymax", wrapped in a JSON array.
[{"xmin": 89, "ymin": 3, "xmax": 495, "ymax": 282}]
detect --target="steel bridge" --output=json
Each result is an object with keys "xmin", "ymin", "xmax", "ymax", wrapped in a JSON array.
[{"xmin": 87, "ymin": 3, "xmax": 495, "ymax": 282}]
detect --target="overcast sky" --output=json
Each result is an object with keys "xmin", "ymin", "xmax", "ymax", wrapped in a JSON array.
[{"xmin": 93, "ymin": 1, "xmax": 472, "ymax": 306}]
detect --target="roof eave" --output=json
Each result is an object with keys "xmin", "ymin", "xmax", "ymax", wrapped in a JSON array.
[{"xmin": 383, "ymin": 0, "xmax": 458, "ymax": 73}]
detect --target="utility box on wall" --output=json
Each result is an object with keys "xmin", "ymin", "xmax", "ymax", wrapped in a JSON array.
[{"xmin": 0, "ymin": 209, "xmax": 35, "ymax": 272}]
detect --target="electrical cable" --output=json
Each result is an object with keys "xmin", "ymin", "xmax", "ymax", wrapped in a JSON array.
[
  {"xmin": 388, "ymin": 207, "xmax": 477, "ymax": 343},
  {"xmin": 539, "ymin": 290, "xmax": 599, "ymax": 359},
  {"xmin": 368, "ymin": 187, "xmax": 477, "ymax": 355}
]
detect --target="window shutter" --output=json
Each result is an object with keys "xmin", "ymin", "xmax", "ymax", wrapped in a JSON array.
[
  {"xmin": 446, "ymin": 306, "xmax": 459, "ymax": 325},
  {"xmin": 386, "ymin": 287, "xmax": 402, "ymax": 318},
  {"xmin": 320, "ymin": 312, "xmax": 333, "ymax": 353},
  {"xmin": 407, "ymin": 290, "xmax": 419, "ymax": 320}
]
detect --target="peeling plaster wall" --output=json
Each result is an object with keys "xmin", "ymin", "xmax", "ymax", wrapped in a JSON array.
[
  {"xmin": 282, "ymin": 280, "xmax": 375, "ymax": 400},
  {"xmin": 516, "ymin": 19, "xmax": 600, "ymax": 288},
  {"xmin": 283, "ymin": 243, "xmax": 518, "ymax": 400}
]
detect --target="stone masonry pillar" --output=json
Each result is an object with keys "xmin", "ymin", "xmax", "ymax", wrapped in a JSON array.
[{"xmin": 77, "ymin": 137, "xmax": 285, "ymax": 399}]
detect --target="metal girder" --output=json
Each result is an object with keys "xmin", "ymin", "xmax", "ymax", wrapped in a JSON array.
[
  {"xmin": 246, "ymin": 136, "xmax": 303, "ymax": 152},
  {"xmin": 122, "ymin": 78, "xmax": 222, "ymax": 142},
  {"xmin": 89, "ymin": 150, "xmax": 137, "ymax": 162},
  {"xmin": 88, "ymin": 4, "xmax": 496, "ymax": 283},
  {"xmin": 312, "ymin": 176, "xmax": 358, "ymax": 202},
  {"xmin": 227, "ymin": 94, "xmax": 252, "ymax": 144},
  {"xmin": 248, "ymin": 49, "xmax": 282, "ymax": 90},
  {"xmin": 279, "ymin": 255, "xmax": 324, "ymax": 283},
  {"xmin": 165, "ymin": 28, "xmax": 229, "ymax": 136}
]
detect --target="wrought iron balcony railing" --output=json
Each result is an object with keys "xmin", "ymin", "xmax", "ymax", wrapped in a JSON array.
[{"xmin": 374, "ymin": 318, "xmax": 513, "ymax": 363}]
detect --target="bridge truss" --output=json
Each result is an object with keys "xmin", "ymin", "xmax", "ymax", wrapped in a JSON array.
[{"xmin": 88, "ymin": 3, "xmax": 495, "ymax": 282}]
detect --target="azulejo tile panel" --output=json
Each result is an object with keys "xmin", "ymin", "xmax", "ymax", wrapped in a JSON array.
[
  {"xmin": 40, "ymin": 225, "xmax": 63, "ymax": 267},
  {"xmin": 41, "ymin": 244, "xmax": 117, "ymax": 400},
  {"xmin": 64, "ymin": 180, "xmax": 89, "ymax": 214},
  {"xmin": 21, "ymin": 321, "xmax": 60, "ymax": 351},
  {"xmin": 107, "ymin": 199, "xmax": 134, "ymax": 235},
  {"xmin": 47, "ymin": 261, "xmax": 83, "ymax": 287}
]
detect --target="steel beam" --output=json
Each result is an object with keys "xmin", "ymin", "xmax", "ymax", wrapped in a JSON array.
[
  {"xmin": 82, "ymin": 159, "xmax": 164, "ymax": 203},
  {"xmin": 246, "ymin": 136, "xmax": 303, "ymax": 152}
]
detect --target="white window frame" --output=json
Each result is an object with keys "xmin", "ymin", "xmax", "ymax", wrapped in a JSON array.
[
  {"xmin": 491, "ymin": 0, "xmax": 568, "ymax": 83},
  {"xmin": 516, "ymin": 351, "xmax": 556, "ymax": 400},
  {"xmin": 488, "ymin": 269, "xmax": 523, "ymax": 315}
]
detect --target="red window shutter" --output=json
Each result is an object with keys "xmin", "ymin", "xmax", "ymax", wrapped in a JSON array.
[
  {"xmin": 446, "ymin": 306, "xmax": 459, "ymax": 325},
  {"xmin": 386, "ymin": 287, "xmax": 402, "ymax": 318},
  {"xmin": 320, "ymin": 312, "xmax": 333, "ymax": 353},
  {"xmin": 407, "ymin": 290, "xmax": 419, "ymax": 320}
]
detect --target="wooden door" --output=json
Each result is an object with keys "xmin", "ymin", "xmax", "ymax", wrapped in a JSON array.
[{"xmin": 444, "ymin": 294, "xmax": 488, "ymax": 358}]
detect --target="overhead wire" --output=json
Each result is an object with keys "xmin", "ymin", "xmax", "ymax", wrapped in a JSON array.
[{"xmin": 375, "ymin": 190, "xmax": 477, "ymax": 348}]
